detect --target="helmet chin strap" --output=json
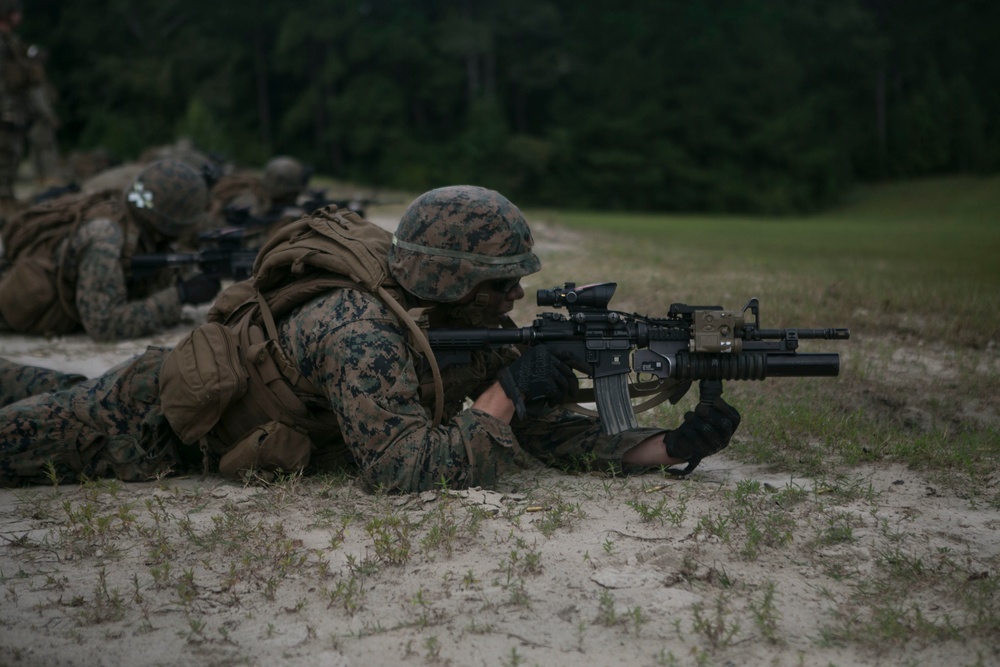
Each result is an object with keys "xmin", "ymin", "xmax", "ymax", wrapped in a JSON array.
[
  {"xmin": 434, "ymin": 290, "xmax": 496, "ymax": 327},
  {"xmin": 465, "ymin": 292, "xmax": 493, "ymax": 327}
]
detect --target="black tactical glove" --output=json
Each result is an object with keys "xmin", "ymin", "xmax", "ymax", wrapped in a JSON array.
[
  {"xmin": 663, "ymin": 389, "xmax": 741, "ymax": 469},
  {"xmin": 498, "ymin": 346, "xmax": 579, "ymax": 419},
  {"xmin": 176, "ymin": 274, "xmax": 222, "ymax": 305}
]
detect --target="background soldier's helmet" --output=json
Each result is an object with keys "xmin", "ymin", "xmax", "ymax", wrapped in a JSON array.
[
  {"xmin": 387, "ymin": 185, "xmax": 541, "ymax": 303},
  {"xmin": 262, "ymin": 156, "xmax": 310, "ymax": 200},
  {"xmin": 125, "ymin": 159, "xmax": 208, "ymax": 238}
]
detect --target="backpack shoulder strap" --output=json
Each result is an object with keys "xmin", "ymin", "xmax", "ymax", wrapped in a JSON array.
[{"xmin": 210, "ymin": 206, "xmax": 447, "ymax": 430}]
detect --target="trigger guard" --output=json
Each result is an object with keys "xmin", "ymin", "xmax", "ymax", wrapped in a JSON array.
[{"xmin": 667, "ymin": 380, "xmax": 693, "ymax": 405}]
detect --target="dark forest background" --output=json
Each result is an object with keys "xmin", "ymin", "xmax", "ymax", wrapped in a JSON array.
[{"xmin": 21, "ymin": 0, "xmax": 1000, "ymax": 214}]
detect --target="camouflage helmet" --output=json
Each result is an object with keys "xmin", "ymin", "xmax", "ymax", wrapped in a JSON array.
[
  {"xmin": 125, "ymin": 159, "xmax": 208, "ymax": 238},
  {"xmin": 262, "ymin": 156, "xmax": 310, "ymax": 199},
  {"xmin": 387, "ymin": 185, "xmax": 541, "ymax": 303}
]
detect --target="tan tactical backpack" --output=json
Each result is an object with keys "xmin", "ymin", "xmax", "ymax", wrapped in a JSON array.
[
  {"xmin": 0, "ymin": 191, "xmax": 122, "ymax": 334},
  {"xmin": 158, "ymin": 206, "xmax": 446, "ymax": 479}
]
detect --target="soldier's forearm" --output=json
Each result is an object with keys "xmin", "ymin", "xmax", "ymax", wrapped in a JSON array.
[
  {"xmin": 621, "ymin": 433, "xmax": 685, "ymax": 467},
  {"xmin": 470, "ymin": 381, "xmax": 516, "ymax": 423}
]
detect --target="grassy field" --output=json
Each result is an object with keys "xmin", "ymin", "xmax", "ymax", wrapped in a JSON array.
[
  {"xmin": 1, "ymin": 175, "xmax": 997, "ymax": 667},
  {"xmin": 524, "ymin": 174, "xmax": 1000, "ymax": 504}
]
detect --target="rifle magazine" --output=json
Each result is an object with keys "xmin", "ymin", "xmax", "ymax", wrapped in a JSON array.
[{"xmin": 594, "ymin": 373, "xmax": 638, "ymax": 435}]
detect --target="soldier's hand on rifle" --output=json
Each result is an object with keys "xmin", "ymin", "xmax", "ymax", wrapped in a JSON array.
[
  {"xmin": 663, "ymin": 392, "xmax": 741, "ymax": 462},
  {"xmin": 176, "ymin": 274, "xmax": 222, "ymax": 305},
  {"xmin": 498, "ymin": 346, "xmax": 579, "ymax": 419}
]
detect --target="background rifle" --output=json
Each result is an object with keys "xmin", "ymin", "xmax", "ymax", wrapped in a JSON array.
[
  {"xmin": 219, "ymin": 190, "xmax": 374, "ymax": 234},
  {"xmin": 200, "ymin": 220, "xmax": 271, "ymax": 249},
  {"xmin": 299, "ymin": 188, "xmax": 374, "ymax": 218},
  {"xmin": 128, "ymin": 248, "xmax": 258, "ymax": 282},
  {"xmin": 428, "ymin": 282, "xmax": 850, "ymax": 435}
]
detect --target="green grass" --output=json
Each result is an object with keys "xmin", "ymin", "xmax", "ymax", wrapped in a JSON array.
[
  {"xmin": 523, "ymin": 175, "xmax": 1000, "ymax": 503},
  {"xmin": 3, "ymin": 176, "xmax": 999, "ymax": 667},
  {"xmin": 531, "ymin": 174, "xmax": 1000, "ymax": 345}
]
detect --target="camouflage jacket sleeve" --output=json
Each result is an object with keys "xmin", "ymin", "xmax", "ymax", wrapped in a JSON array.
[
  {"xmin": 68, "ymin": 218, "xmax": 182, "ymax": 341},
  {"xmin": 279, "ymin": 288, "xmax": 520, "ymax": 493}
]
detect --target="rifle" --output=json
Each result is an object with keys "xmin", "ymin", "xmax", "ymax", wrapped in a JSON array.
[
  {"xmin": 428, "ymin": 282, "xmax": 850, "ymax": 436},
  {"xmin": 199, "ymin": 221, "xmax": 271, "ymax": 249},
  {"xmin": 299, "ymin": 189, "xmax": 376, "ymax": 218},
  {"xmin": 128, "ymin": 246, "xmax": 259, "ymax": 282}
]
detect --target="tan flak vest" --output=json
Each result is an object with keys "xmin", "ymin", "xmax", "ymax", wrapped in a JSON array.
[
  {"xmin": 158, "ymin": 206, "xmax": 447, "ymax": 479},
  {"xmin": 0, "ymin": 191, "xmax": 143, "ymax": 335}
]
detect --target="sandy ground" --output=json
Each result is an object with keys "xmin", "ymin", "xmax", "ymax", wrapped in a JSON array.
[{"xmin": 0, "ymin": 211, "xmax": 997, "ymax": 667}]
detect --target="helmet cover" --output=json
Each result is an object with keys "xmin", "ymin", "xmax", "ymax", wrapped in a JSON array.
[
  {"xmin": 387, "ymin": 185, "xmax": 541, "ymax": 302},
  {"xmin": 262, "ymin": 156, "xmax": 310, "ymax": 200},
  {"xmin": 126, "ymin": 158, "xmax": 209, "ymax": 238}
]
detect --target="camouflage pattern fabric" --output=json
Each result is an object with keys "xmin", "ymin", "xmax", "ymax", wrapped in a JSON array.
[
  {"xmin": 0, "ymin": 215, "xmax": 182, "ymax": 338},
  {"xmin": 124, "ymin": 159, "xmax": 209, "ymax": 239},
  {"xmin": 207, "ymin": 173, "xmax": 268, "ymax": 219},
  {"xmin": 0, "ymin": 358, "xmax": 85, "ymax": 407},
  {"xmin": 57, "ymin": 217, "xmax": 182, "ymax": 340},
  {"xmin": 388, "ymin": 186, "xmax": 541, "ymax": 303},
  {"xmin": 261, "ymin": 156, "xmax": 309, "ymax": 201},
  {"xmin": 275, "ymin": 287, "xmax": 661, "ymax": 492},
  {"xmin": 0, "ymin": 288, "xmax": 663, "ymax": 491},
  {"xmin": 0, "ymin": 348, "xmax": 185, "ymax": 486}
]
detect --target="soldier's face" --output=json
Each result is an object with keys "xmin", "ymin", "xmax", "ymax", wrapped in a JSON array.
[{"xmin": 449, "ymin": 278, "xmax": 525, "ymax": 325}]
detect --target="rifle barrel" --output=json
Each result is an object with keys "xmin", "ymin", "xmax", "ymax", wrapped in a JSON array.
[
  {"xmin": 427, "ymin": 328, "xmax": 531, "ymax": 348},
  {"xmin": 672, "ymin": 352, "xmax": 841, "ymax": 380},
  {"xmin": 754, "ymin": 328, "xmax": 850, "ymax": 340},
  {"xmin": 428, "ymin": 329, "xmax": 842, "ymax": 379}
]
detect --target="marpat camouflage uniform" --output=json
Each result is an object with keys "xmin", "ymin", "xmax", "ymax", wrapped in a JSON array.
[
  {"xmin": 276, "ymin": 288, "xmax": 663, "ymax": 491},
  {"xmin": 0, "ymin": 215, "xmax": 183, "ymax": 340},
  {"xmin": 0, "ymin": 285, "xmax": 661, "ymax": 489},
  {"xmin": 0, "ymin": 158, "xmax": 211, "ymax": 340},
  {"xmin": 0, "ymin": 357, "xmax": 84, "ymax": 407},
  {"xmin": 0, "ymin": 348, "xmax": 184, "ymax": 485},
  {"xmin": 0, "ymin": 185, "xmax": 664, "ymax": 491},
  {"xmin": 61, "ymin": 217, "xmax": 182, "ymax": 340}
]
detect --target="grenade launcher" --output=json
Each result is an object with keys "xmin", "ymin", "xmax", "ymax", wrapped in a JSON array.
[{"xmin": 428, "ymin": 282, "xmax": 850, "ymax": 435}]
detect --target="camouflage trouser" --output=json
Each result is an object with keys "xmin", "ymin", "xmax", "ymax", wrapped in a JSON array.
[
  {"xmin": 0, "ymin": 347, "xmax": 185, "ymax": 486},
  {"xmin": 0, "ymin": 358, "xmax": 88, "ymax": 408},
  {"xmin": 512, "ymin": 408, "xmax": 665, "ymax": 476}
]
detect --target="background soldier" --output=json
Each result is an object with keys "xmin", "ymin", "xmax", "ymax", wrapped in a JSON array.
[
  {"xmin": 205, "ymin": 155, "xmax": 311, "ymax": 230},
  {"xmin": 260, "ymin": 154, "xmax": 311, "ymax": 225},
  {"xmin": 26, "ymin": 44, "xmax": 61, "ymax": 186},
  {"xmin": 0, "ymin": 0, "xmax": 40, "ymax": 217},
  {"xmin": 0, "ymin": 158, "xmax": 221, "ymax": 341},
  {"xmin": 0, "ymin": 185, "xmax": 739, "ymax": 489}
]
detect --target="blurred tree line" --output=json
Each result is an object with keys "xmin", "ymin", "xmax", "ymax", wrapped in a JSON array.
[{"xmin": 22, "ymin": 0, "xmax": 1000, "ymax": 213}]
